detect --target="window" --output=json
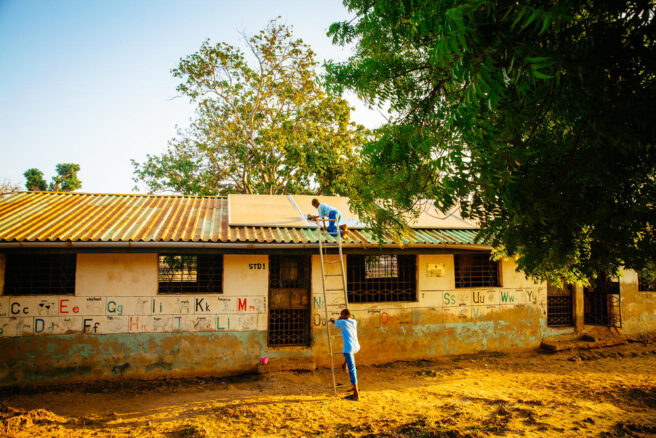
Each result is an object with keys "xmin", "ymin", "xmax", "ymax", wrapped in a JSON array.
[
  {"xmin": 638, "ymin": 274, "xmax": 656, "ymax": 292},
  {"xmin": 4, "ymin": 254, "xmax": 76, "ymax": 295},
  {"xmin": 547, "ymin": 282, "xmax": 574, "ymax": 327},
  {"xmin": 347, "ymin": 254, "xmax": 416, "ymax": 302},
  {"xmin": 454, "ymin": 253, "xmax": 500, "ymax": 288},
  {"xmin": 365, "ymin": 255, "xmax": 398, "ymax": 278},
  {"xmin": 158, "ymin": 254, "xmax": 222, "ymax": 294}
]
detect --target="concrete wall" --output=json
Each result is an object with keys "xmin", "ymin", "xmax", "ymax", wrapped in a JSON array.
[
  {"xmin": 619, "ymin": 268, "xmax": 656, "ymax": 335},
  {"xmin": 0, "ymin": 253, "xmax": 268, "ymax": 386},
  {"xmin": 311, "ymin": 254, "xmax": 548, "ymax": 367},
  {"xmin": 76, "ymin": 253, "xmax": 158, "ymax": 297},
  {"xmin": 2, "ymin": 251, "xmax": 655, "ymax": 387}
]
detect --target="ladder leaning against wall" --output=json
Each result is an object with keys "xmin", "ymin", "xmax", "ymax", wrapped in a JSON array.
[{"xmin": 316, "ymin": 217, "xmax": 350, "ymax": 395}]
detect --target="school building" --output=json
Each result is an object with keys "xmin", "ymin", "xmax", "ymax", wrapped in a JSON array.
[{"xmin": 0, "ymin": 191, "xmax": 655, "ymax": 387}]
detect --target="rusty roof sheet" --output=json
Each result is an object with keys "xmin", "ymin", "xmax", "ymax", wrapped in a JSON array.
[{"xmin": 0, "ymin": 192, "xmax": 482, "ymax": 247}]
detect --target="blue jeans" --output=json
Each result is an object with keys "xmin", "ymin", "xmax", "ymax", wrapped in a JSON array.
[
  {"xmin": 343, "ymin": 353, "xmax": 357, "ymax": 385},
  {"xmin": 327, "ymin": 210, "xmax": 342, "ymax": 236}
]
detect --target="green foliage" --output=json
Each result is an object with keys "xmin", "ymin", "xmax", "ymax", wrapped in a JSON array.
[
  {"xmin": 133, "ymin": 20, "xmax": 368, "ymax": 196},
  {"xmin": 51, "ymin": 163, "xmax": 82, "ymax": 191},
  {"xmin": 327, "ymin": 0, "xmax": 656, "ymax": 283},
  {"xmin": 23, "ymin": 164, "xmax": 82, "ymax": 192},
  {"xmin": 23, "ymin": 168, "xmax": 47, "ymax": 191}
]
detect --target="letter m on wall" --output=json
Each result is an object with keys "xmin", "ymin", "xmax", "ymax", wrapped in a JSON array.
[{"xmin": 238, "ymin": 298, "xmax": 247, "ymax": 311}]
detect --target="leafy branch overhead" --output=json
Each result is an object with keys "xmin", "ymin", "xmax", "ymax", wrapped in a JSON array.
[
  {"xmin": 327, "ymin": 0, "xmax": 656, "ymax": 283},
  {"xmin": 133, "ymin": 20, "xmax": 368, "ymax": 196}
]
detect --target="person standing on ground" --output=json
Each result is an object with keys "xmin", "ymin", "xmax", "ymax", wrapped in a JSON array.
[
  {"xmin": 330, "ymin": 308, "xmax": 360, "ymax": 401},
  {"xmin": 308, "ymin": 198, "xmax": 349, "ymax": 237}
]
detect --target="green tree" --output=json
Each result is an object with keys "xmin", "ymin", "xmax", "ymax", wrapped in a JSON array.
[
  {"xmin": 24, "ymin": 163, "xmax": 82, "ymax": 192},
  {"xmin": 327, "ymin": 1, "xmax": 656, "ymax": 284},
  {"xmin": 23, "ymin": 168, "xmax": 47, "ymax": 191},
  {"xmin": 132, "ymin": 20, "xmax": 368, "ymax": 196},
  {"xmin": 50, "ymin": 163, "xmax": 82, "ymax": 191}
]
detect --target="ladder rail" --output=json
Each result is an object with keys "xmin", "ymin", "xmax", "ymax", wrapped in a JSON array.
[
  {"xmin": 315, "ymin": 216, "xmax": 350, "ymax": 396},
  {"xmin": 317, "ymin": 218, "xmax": 337, "ymax": 395}
]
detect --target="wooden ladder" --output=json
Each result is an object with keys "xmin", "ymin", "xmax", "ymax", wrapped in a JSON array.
[{"xmin": 316, "ymin": 217, "xmax": 349, "ymax": 395}]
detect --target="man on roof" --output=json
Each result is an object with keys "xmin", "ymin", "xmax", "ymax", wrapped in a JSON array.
[{"xmin": 308, "ymin": 198, "xmax": 349, "ymax": 237}]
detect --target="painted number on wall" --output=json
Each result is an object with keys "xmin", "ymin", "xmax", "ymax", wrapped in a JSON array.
[{"xmin": 248, "ymin": 263, "xmax": 266, "ymax": 270}]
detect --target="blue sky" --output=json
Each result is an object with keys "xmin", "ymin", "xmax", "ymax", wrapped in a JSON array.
[{"xmin": 0, "ymin": 0, "xmax": 383, "ymax": 193}]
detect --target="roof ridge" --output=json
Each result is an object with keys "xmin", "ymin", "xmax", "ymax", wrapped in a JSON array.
[{"xmin": 10, "ymin": 191, "xmax": 227, "ymax": 199}]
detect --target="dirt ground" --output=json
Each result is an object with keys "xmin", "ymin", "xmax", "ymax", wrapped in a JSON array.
[{"xmin": 2, "ymin": 340, "xmax": 656, "ymax": 437}]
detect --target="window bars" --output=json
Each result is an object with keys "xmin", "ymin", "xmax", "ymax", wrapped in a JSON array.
[
  {"xmin": 547, "ymin": 283, "xmax": 574, "ymax": 327},
  {"xmin": 158, "ymin": 254, "xmax": 223, "ymax": 294},
  {"xmin": 583, "ymin": 277, "xmax": 620, "ymax": 327},
  {"xmin": 4, "ymin": 254, "xmax": 76, "ymax": 295},
  {"xmin": 454, "ymin": 254, "xmax": 501, "ymax": 288},
  {"xmin": 347, "ymin": 254, "xmax": 416, "ymax": 303},
  {"xmin": 267, "ymin": 309, "xmax": 311, "ymax": 347}
]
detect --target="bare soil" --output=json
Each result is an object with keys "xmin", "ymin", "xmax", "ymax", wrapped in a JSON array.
[{"xmin": 2, "ymin": 339, "xmax": 656, "ymax": 437}]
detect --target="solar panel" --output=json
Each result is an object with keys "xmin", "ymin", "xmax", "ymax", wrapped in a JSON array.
[
  {"xmin": 228, "ymin": 194, "xmax": 308, "ymax": 227},
  {"xmin": 228, "ymin": 194, "xmax": 477, "ymax": 229}
]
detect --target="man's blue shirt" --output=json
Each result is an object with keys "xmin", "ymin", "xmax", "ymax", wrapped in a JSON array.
[{"xmin": 334, "ymin": 318, "xmax": 360, "ymax": 354}]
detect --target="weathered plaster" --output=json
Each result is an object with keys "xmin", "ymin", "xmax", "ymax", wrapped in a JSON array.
[
  {"xmin": 5, "ymin": 252, "xmax": 656, "ymax": 388},
  {"xmin": 0, "ymin": 331, "xmax": 265, "ymax": 386},
  {"xmin": 223, "ymin": 254, "xmax": 268, "ymax": 296},
  {"xmin": 619, "ymin": 269, "xmax": 656, "ymax": 334},
  {"xmin": 76, "ymin": 253, "xmax": 158, "ymax": 297},
  {"xmin": 310, "ymin": 253, "xmax": 549, "ymax": 367}
]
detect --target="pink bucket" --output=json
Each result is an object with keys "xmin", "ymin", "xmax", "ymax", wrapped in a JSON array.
[{"xmin": 260, "ymin": 357, "xmax": 269, "ymax": 365}]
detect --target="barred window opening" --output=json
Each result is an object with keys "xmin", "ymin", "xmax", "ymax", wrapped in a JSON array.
[
  {"xmin": 547, "ymin": 283, "xmax": 574, "ymax": 327},
  {"xmin": 158, "ymin": 254, "xmax": 222, "ymax": 294},
  {"xmin": 4, "ymin": 254, "xmax": 76, "ymax": 295},
  {"xmin": 365, "ymin": 255, "xmax": 398, "ymax": 279},
  {"xmin": 347, "ymin": 254, "xmax": 416, "ymax": 303},
  {"xmin": 454, "ymin": 254, "xmax": 500, "ymax": 288}
]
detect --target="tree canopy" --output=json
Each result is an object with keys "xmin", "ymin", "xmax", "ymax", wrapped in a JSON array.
[
  {"xmin": 133, "ymin": 20, "xmax": 368, "ymax": 196},
  {"xmin": 23, "ymin": 163, "xmax": 82, "ymax": 192},
  {"xmin": 327, "ymin": 0, "xmax": 656, "ymax": 283}
]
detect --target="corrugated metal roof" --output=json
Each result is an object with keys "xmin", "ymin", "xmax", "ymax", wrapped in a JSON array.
[{"xmin": 0, "ymin": 192, "xmax": 483, "ymax": 247}]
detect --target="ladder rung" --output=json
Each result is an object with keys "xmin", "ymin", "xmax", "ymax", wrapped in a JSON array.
[
  {"xmin": 326, "ymin": 288, "xmax": 344, "ymax": 291},
  {"xmin": 324, "ymin": 261, "xmax": 342, "ymax": 264},
  {"xmin": 324, "ymin": 274, "xmax": 343, "ymax": 277}
]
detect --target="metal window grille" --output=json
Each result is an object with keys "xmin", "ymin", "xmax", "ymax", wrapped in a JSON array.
[
  {"xmin": 268, "ymin": 255, "xmax": 311, "ymax": 347},
  {"xmin": 547, "ymin": 283, "xmax": 574, "ymax": 327},
  {"xmin": 638, "ymin": 275, "xmax": 656, "ymax": 292},
  {"xmin": 365, "ymin": 255, "xmax": 398, "ymax": 279},
  {"xmin": 158, "ymin": 254, "xmax": 222, "ymax": 294},
  {"xmin": 454, "ymin": 254, "xmax": 500, "ymax": 288},
  {"xmin": 347, "ymin": 254, "xmax": 416, "ymax": 303},
  {"xmin": 4, "ymin": 254, "xmax": 76, "ymax": 295},
  {"xmin": 584, "ymin": 277, "xmax": 620, "ymax": 326},
  {"xmin": 267, "ymin": 309, "xmax": 310, "ymax": 346}
]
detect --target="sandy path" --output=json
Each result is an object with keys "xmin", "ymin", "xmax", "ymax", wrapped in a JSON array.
[{"xmin": 2, "ymin": 341, "xmax": 656, "ymax": 437}]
